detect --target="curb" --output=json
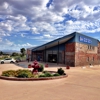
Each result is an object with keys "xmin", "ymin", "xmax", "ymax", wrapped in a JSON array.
[{"xmin": 0, "ymin": 74, "xmax": 68, "ymax": 81}]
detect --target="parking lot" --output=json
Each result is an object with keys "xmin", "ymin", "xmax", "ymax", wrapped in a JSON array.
[{"xmin": 0, "ymin": 63, "xmax": 100, "ymax": 100}]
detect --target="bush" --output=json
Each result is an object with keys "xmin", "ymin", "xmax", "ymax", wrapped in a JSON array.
[
  {"xmin": 2, "ymin": 70, "xmax": 16, "ymax": 77},
  {"xmin": 39, "ymin": 74, "xmax": 46, "ymax": 77},
  {"xmin": 57, "ymin": 68, "xmax": 65, "ymax": 75},
  {"xmin": 1, "ymin": 68, "xmax": 65, "ymax": 79},
  {"xmin": 39, "ymin": 72, "xmax": 53, "ymax": 77},
  {"xmin": 44, "ymin": 72, "xmax": 53, "ymax": 77},
  {"xmin": 43, "ymin": 70, "xmax": 48, "ymax": 73},
  {"xmin": 38, "ymin": 64, "xmax": 44, "ymax": 72},
  {"xmin": 17, "ymin": 72, "xmax": 29, "ymax": 78},
  {"xmin": 33, "ymin": 75, "xmax": 39, "ymax": 78},
  {"xmin": 15, "ymin": 69, "xmax": 33, "ymax": 78},
  {"xmin": 53, "ymin": 73, "xmax": 60, "ymax": 76}
]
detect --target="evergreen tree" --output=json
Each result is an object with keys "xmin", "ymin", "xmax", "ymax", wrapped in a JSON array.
[{"xmin": 20, "ymin": 48, "xmax": 26, "ymax": 57}]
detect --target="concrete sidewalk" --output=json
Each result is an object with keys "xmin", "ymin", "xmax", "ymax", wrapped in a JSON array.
[{"xmin": 0, "ymin": 63, "xmax": 100, "ymax": 100}]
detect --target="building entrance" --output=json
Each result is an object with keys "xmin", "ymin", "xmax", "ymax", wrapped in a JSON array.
[{"xmin": 48, "ymin": 54, "xmax": 57, "ymax": 63}]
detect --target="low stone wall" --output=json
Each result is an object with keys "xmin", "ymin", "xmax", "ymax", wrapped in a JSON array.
[{"xmin": 0, "ymin": 74, "xmax": 68, "ymax": 81}]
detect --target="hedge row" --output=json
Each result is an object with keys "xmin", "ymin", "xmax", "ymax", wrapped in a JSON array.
[{"xmin": 1, "ymin": 68, "xmax": 66, "ymax": 78}]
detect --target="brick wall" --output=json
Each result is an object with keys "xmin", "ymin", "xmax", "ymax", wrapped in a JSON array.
[
  {"xmin": 27, "ymin": 49, "xmax": 32, "ymax": 60},
  {"xmin": 75, "ymin": 43, "xmax": 98, "ymax": 66},
  {"xmin": 65, "ymin": 43, "xmax": 75, "ymax": 66},
  {"xmin": 27, "ymin": 49, "xmax": 31, "ymax": 55},
  {"xmin": 97, "ymin": 42, "xmax": 100, "ymax": 65},
  {"xmin": 65, "ymin": 42, "xmax": 99, "ymax": 67}
]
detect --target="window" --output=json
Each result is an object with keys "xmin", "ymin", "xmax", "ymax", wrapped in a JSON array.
[
  {"xmin": 93, "ymin": 57, "xmax": 94, "ymax": 61},
  {"xmin": 88, "ymin": 45, "xmax": 95, "ymax": 50},
  {"xmin": 91, "ymin": 46, "xmax": 95, "ymax": 50},
  {"xmin": 5, "ymin": 58, "xmax": 11, "ymax": 60},
  {"xmin": 87, "ymin": 57, "xmax": 89, "ymax": 62},
  {"xmin": 88, "ymin": 45, "xmax": 90, "ymax": 49}
]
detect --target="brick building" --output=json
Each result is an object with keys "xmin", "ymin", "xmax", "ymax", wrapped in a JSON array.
[
  {"xmin": 27, "ymin": 47, "xmax": 36, "ymax": 61},
  {"xmin": 27, "ymin": 32, "xmax": 100, "ymax": 67}
]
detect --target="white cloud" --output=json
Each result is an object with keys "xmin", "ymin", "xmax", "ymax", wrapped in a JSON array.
[
  {"xmin": 17, "ymin": 43, "xmax": 36, "ymax": 48},
  {"xmin": 5, "ymin": 39, "xmax": 13, "ymax": 45},
  {"xmin": 65, "ymin": 19, "xmax": 100, "ymax": 34},
  {"xmin": 6, "ymin": 15, "xmax": 27, "ymax": 22},
  {"xmin": 0, "ymin": 22, "xmax": 12, "ymax": 31},
  {"xmin": 49, "ymin": 0, "xmax": 100, "ymax": 21},
  {"xmin": 31, "ymin": 27, "xmax": 39, "ymax": 34},
  {"xmin": 0, "ymin": 2, "xmax": 9, "ymax": 11},
  {"xmin": 0, "ymin": 38, "xmax": 14, "ymax": 50},
  {"xmin": 33, "ymin": 10, "xmax": 64, "ymax": 22},
  {"xmin": 0, "ymin": 38, "xmax": 35, "ymax": 50},
  {"xmin": 3, "ymin": 2, "xmax": 9, "ymax": 9},
  {"xmin": 0, "ymin": 38, "xmax": 2, "ymax": 42},
  {"xmin": 43, "ymin": 34, "xmax": 53, "ymax": 38},
  {"xmin": 27, "ymin": 36, "xmax": 43, "ymax": 40},
  {"xmin": 30, "ymin": 22, "xmax": 58, "ymax": 35},
  {"xmin": 14, "ymin": 23, "xmax": 30, "ymax": 32},
  {"xmin": 0, "ymin": 0, "xmax": 100, "ymax": 50},
  {"xmin": 21, "ymin": 34, "xmax": 25, "ymax": 37}
]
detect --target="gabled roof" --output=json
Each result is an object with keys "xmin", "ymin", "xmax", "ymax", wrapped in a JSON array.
[
  {"xmin": 27, "ymin": 47, "xmax": 37, "ymax": 50},
  {"xmin": 31, "ymin": 32, "xmax": 99, "ymax": 51},
  {"xmin": 32, "ymin": 32, "xmax": 76, "ymax": 51}
]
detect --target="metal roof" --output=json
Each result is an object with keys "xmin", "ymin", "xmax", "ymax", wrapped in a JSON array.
[
  {"xmin": 32, "ymin": 32, "xmax": 75, "ymax": 51},
  {"xmin": 30, "ymin": 32, "xmax": 100, "ymax": 51},
  {"xmin": 27, "ymin": 47, "xmax": 37, "ymax": 50}
]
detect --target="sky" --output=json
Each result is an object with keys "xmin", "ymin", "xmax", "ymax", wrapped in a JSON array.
[{"xmin": 0, "ymin": 0, "xmax": 100, "ymax": 51}]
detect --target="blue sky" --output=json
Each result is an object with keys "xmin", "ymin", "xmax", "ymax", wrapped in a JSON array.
[{"xmin": 0, "ymin": 0, "xmax": 100, "ymax": 51}]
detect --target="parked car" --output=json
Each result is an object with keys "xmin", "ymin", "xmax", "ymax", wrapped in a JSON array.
[
  {"xmin": 16, "ymin": 58, "xmax": 21, "ymax": 63},
  {"xmin": 0, "ymin": 58, "xmax": 16, "ymax": 64}
]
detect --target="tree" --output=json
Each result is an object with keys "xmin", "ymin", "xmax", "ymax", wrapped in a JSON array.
[
  {"xmin": 20, "ymin": 48, "xmax": 26, "ymax": 57},
  {"xmin": 11, "ymin": 52, "xmax": 19, "ymax": 56},
  {"xmin": 0, "ymin": 51, "xmax": 3, "ymax": 55}
]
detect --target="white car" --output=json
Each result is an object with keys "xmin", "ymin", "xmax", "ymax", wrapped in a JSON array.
[{"xmin": 0, "ymin": 58, "xmax": 16, "ymax": 64}]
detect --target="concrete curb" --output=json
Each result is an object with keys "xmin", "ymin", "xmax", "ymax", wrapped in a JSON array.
[{"xmin": 0, "ymin": 74, "xmax": 68, "ymax": 81}]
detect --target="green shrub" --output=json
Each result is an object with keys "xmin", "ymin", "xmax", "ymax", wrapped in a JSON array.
[
  {"xmin": 44, "ymin": 72, "xmax": 53, "ymax": 77},
  {"xmin": 43, "ymin": 70, "xmax": 48, "ymax": 73},
  {"xmin": 57, "ymin": 68, "xmax": 65, "ymax": 75},
  {"xmin": 15, "ymin": 69, "xmax": 33, "ymax": 78},
  {"xmin": 17, "ymin": 72, "xmax": 28, "ymax": 78},
  {"xmin": 2, "ymin": 70, "xmax": 16, "ymax": 77},
  {"xmin": 39, "ymin": 74, "xmax": 46, "ymax": 77},
  {"xmin": 38, "ymin": 64, "xmax": 44, "ymax": 72},
  {"xmin": 39, "ymin": 71, "xmax": 53, "ymax": 77},
  {"xmin": 53, "ymin": 73, "xmax": 60, "ymax": 76},
  {"xmin": 33, "ymin": 75, "xmax": 39, "ymax": 78}
]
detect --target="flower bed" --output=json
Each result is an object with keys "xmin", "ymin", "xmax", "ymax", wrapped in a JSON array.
[
  {"xmin": 0, "ymin": 69, "xmax": 68, "ymax": 81},
  {"xmin": 0, "ymin": 73, "xmax": 67, "ymax": 81},
  {"xmin": 0, "ymin": 60, "xmax": 68, "ymax": 81}
]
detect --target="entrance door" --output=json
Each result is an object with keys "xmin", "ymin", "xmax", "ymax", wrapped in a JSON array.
[{"xmin": 48, "ymin": 54, "xmax": 57, "ymax": 63}]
